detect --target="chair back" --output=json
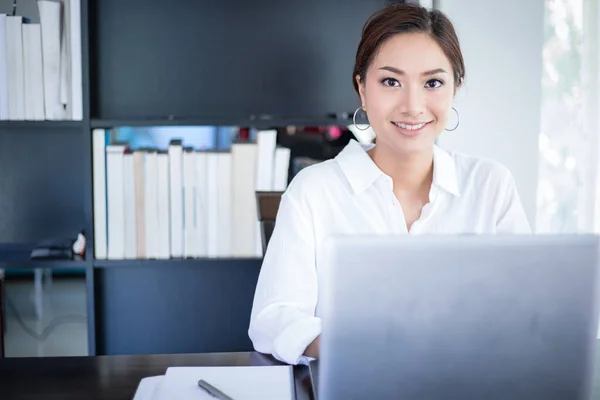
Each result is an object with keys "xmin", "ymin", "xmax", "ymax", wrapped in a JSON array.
[{"xmin": 256, "ymin": 191, "xmax": 284, "ymax": 254}]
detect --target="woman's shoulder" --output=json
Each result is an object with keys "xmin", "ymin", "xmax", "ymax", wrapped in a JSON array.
[
  {"xmin": 444, "ymin": 148, "xmax": 517, "ymax": 190},
  {"xmin": 285, "ymin": 159, "xmax": 341, "ymax": 194},
  {"xmin": 280, "ymin": 158, "xmax": 349, "ymax": 210}
]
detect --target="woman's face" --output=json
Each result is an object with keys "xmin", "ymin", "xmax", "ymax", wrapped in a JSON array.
[{"xmin": 356, "ymin": 32, "xmax": 456, "ymax": 156}]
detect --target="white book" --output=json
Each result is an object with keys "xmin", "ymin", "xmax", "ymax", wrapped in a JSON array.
[
  {"xmin": 92, "ymin": 129, "xmax": 107, "ymax": 259},
  {"xmin": 195, "ymin": 152, "xmax": 208, "ymax": 258},
  {"xmin": 156, "ymin": 153, "xmax": 171, "ymax": 259},
  {"xmin": 255, "ymin": 129, "xmax": 277, "ymax": 191},
  {"xmin": 153, "ymin": 366, "xmax": 294, "ymax": 400},
  {"xmin": 183, "ymin": 149, "xmax": 197, "ymax": 258},
  {"xmin": 217, "ymin": 152, "xmax": 232, "ymax": 257},
  {"xmin": 6, "ymin": 16, "xmax": 25, "ymax": 120},
  {"xmin": 123, "ymin": 153, "xmax": 137, "ymax": 259},
  {"xmin": 69, "ymin": 0, "xmax": 82, "ymax": 120},
  {"xmin": 273, "ymin": 147, "xmax": 291, "ymax": 191},
  {"xmin": 133, "ymin": 150, "xmax": 146, "ymax": 259},
  {"xmin": 231, "ymin": 143, "xmax": 258, "ymax": 257},
  {"xmin": 254, "ymin": 130, "xmax": 277, "ymax": 257},
  {"xmin": 59, "ymin": 0, "xmax": 70, "ymax": 113},
  {"xmin": 106, "ymin": 143, "xmax": 127, "ymax": 260},
  {"xmin": 145, "ymin": 151, "xmax": 159, "ymax": 259},
  {"xmin": 38, "ymin": 0, "xmax": 64, "ymax": 120},
  {"xmin": 22, "ymin": 23, "xmax": 34, "ymax": 120},
  {"xmin": 255, "ymin": 219, "xmax": 263, "ymax": 257},
  {"xmin": 168, "ymin": 141, "xmax": 184, "ymax": 258},
  {"xmin": 22, "ymin": 23, "xmax": 45, "ymax": 121},
  {"xmin": 0, "ymin": 14, "xmax": 9, "ymax": 120},
  {"xmin": 206, "ymin": 152, "xmax": 219, "ymax": 258}
]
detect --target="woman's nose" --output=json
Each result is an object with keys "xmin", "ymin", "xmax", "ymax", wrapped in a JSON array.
[{"xmin": 399, "ymin": 86, "xmax": 426, "ymax": 117}]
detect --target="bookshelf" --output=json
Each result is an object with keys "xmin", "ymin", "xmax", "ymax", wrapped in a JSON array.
[
  {"xmin": 90, "ymin": 116, "xmax": 353, "ymax": 130},
  {"xmin": 93, "ymin": 258, "xmax": 262, "ymax": 268},
  {"xmin": 0, "ymin": 0, "xmax": 383, "ymax": 357},
  {"xmin": 0, "ymin": 121, "xmax": 84, "ymax": 129},
  {"xmin": 0, "ymin": 260, "xmax": 87, "ymax": 270}
]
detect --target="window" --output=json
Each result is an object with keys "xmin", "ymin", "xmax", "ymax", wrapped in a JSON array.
[
  {"xmin": 109, "ymin": 126, "xmax": 244, "ymax": 151},
  {"xmin": 536, "ymin": 0, "xmax": 599, "ymax": 233}
]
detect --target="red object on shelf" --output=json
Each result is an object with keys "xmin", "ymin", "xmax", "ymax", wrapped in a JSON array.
[
  {"xmin": 238, "ymin": 127, "xmax": 250, "ymax": 141},
  {"xmin": 328, "ymin": 126, "xmax": 342, "ymax": 139}
]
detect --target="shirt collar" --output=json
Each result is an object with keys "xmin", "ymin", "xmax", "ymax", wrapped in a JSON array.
[
  {"xmin": 335, "ymin": 139, "xmax": 461, "ymax": 197},
  {"xmin": 432, "ymin": 144, "xmax": 461, "ymax": 197}
]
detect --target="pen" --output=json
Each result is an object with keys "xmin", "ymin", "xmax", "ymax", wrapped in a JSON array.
[{"xmin": 197, "ymin": 379, "xmax": 235, "ymax": 400}]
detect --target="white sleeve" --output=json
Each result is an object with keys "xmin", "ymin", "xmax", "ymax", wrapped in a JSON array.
[
  {"xmin": 496, "ymin": 172, "xmax": 532, "ymax": 234},
  {"xmin": 248, "ymin": 188, "xmax": 321, "ymax": 365}
]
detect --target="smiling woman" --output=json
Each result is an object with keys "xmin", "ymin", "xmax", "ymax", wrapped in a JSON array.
[
  {"xmin": 248, "ymin": 3, "xmax": 532, "ymax": 366},
  {"xmin": 353, "ymin": 5, "xmax": 465, "ymax": 151}
]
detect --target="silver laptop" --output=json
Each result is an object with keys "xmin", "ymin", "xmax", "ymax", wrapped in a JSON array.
[{"xmin": 317, "ymin": 235, "xmax": 600, "ymax": 400}]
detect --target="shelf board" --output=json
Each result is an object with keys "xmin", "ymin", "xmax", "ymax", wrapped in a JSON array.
[
  {"xmin": 0, "ymin": 121, "xmax": 85, "ymax": 130},
  {"xmin": 94, "ymin": 258, "xmax": 262, "ymax": 268},
  {"xmin": 0, "ymin": 243, "xmax": 88, "ymax": 269},
  {"xmin": 91, "ymin": 116, "xmax": 353, "ymax": 129},
  {"xmin": 0, "ymin": 260, "xmax": 88, "ymax": 270}
]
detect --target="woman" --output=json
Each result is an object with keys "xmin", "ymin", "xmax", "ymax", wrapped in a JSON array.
[{"xmin": 248, "ymin": 3, "xmax": 530, "ymax": 365}]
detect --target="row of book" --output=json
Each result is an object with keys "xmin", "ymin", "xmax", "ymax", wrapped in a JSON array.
[
  {"xmin": 92, "ymin": 129, "xmax": 291, "ymax": 260},
  {"xmin": 0, "ymin": 1, "xmax": 82, "ymax": 121}
]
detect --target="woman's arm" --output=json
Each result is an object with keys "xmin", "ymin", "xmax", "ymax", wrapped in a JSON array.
[
  {"xmin": 248, "ymin": 187, "xmax": 321, "ymax": 365},
  {"xmin": 496, "ymin": 171, "xmax": 531, "ymax": 234}
]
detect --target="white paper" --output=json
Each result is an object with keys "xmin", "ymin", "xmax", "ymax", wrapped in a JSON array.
[
  {"xmin": 132, "ymin": 375, "xmax": 164, "ymax": 400},
  {"xmin": 154, "ymin": 365, "xmax": 294, "ymax": 400}
]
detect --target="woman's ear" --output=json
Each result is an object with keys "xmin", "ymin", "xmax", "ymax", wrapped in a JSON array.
[
  {"xmin": 454, "ymin": 76, "xmax": 464, "ymax": 95},
  {"xmin": 356, "ymin": 74, "xmax": 366, "ymax": 108}
]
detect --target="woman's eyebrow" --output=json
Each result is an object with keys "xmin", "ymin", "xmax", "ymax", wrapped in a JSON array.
[{"xmin": 378, "ymin": 66, "xmax": 448, "ymax": 76}]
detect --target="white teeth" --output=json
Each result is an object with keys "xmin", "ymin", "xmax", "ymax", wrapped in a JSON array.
[{"xmin": 394, "ymin": 121, "xmax": 427, "ymax": 130}]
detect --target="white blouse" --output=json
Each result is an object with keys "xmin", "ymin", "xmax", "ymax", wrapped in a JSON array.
[{"xmin": 248, "ymin": 139, "xmax": 531, "ymax": 365}]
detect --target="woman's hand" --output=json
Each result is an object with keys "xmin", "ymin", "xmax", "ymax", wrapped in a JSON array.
[{"xmin": 304, "ymin": 335, "xmax": 320, "ymax": 359}]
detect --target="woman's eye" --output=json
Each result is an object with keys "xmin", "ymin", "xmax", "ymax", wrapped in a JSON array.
[
  {"xmin": 382, "ymin": 78, "xmax": 400, "ymax": 87},
  {"xmin": 425, "ymin": 79, "xmax": 443, "ymax": 89}
]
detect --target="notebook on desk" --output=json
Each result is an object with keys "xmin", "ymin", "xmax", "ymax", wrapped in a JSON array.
[
  {"xmin": 132, "ymin": 365, "xmax": 294, "ymax": 400},
  {"xmin": 132, "ymin": 376, "xmax": 163, "ymax": 400}
]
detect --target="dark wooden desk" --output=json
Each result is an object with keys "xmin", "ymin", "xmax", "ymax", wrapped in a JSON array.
[
  {"xmin": 0, "ymin": 271, "xmax": 4, "ymax": 358},
  {"xmin": 0, "ymin": 352, "xmax": 314, "ymax": 400}
]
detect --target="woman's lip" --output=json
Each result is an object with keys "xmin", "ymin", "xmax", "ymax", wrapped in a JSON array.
[
  {"xmin": 391, "ymin": 121, "xmax": 431, "ymax": 136},
  {"xmin": 395, "ymin": 121, "xmax": 431, "ymax": 125}
]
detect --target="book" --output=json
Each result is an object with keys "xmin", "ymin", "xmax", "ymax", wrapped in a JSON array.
[
  {"xmin": 0, "ymin": 14, "xmax": 10, "ymax": 120},
  {"xmin": 132, "ymin": 365, "xmax": 294, "ymax": 400},
  {"xmin": 92, "ymin": 129, "xmax": 107, "ymax": 259},
  {"xmin": 6, "ymin": 16, "xmax": 25, "ymax": 120}
]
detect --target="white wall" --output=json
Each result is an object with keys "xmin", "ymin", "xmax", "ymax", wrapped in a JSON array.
[{"xmin": 434, "ymin": 0, "xmax": 545, "ymax": 228}]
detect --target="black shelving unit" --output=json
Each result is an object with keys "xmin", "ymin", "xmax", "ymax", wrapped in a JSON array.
[
  {"xmin": 90, "ymin": 117, "xmax": 353, "ymax": 129},
  {"xmin": 0, "ymin": 121, "xmax": 85, "ymax": 129},
  {"xmin": 93, "ymin": 258, "xmax": 262, "ymax": 268},
  {"xmin": 0, "ymin": 261, "xmax": 88, "ymax": 271},
  {"xmin": 1, "ymin": 0, "xmax": 383, "ymax": 357}
]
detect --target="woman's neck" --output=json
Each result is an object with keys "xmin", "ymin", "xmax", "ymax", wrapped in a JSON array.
[{"xmin": 368, "ymin": 143, "xmax": 434, "ymax": 196}]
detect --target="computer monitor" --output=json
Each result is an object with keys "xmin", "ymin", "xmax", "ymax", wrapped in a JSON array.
[{"xmin": 318, "ymin": 235, "xmax": 600, "ymax": 400}]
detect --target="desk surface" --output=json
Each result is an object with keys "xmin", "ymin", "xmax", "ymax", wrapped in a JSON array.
[
  {"xmin": 0, "ymin": 352, "xmax": 313, "ymax": 400},
  {"xmin": 3, "ymin": 348, "xmax": 600, "ymax": 399}
]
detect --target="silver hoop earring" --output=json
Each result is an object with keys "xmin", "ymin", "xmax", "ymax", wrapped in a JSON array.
[
  {"xmin": 445, "ymin": 107, "xmax": 459, "ymax": 131},
  {"xmin": 353, "ymin": 106, "xmax": 370, "ymax": 131}
]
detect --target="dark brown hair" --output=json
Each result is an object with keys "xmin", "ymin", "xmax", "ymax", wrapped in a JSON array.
[{"xmin": 352, "ymin": 3, "xmax": 465, "ymax": 94}]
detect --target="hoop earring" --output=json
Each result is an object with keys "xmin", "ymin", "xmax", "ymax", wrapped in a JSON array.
[
  {"xmin": 353, "ymin": 106, "xmax": 370, "ymax": 131},
  {"xmin": 445, "ymin": 107, "xmax": 459, "ymax": 131}
]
